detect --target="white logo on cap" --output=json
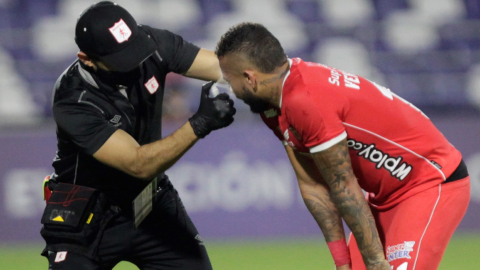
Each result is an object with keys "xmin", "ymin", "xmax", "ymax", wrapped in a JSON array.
[
  {"xmin": 109, "ymin": 19, "xmax": 132, "ymax": 43},
  {"xmin": 145, "ymin": 76, "xmax": 159, "ymax": 94}
]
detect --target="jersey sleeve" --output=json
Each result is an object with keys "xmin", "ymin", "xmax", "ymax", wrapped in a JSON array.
[
  {"xmin": 286, "ymin": 87, "xmax": 347, "ymax": 153},
  {"xmin": 149, "ymin": 27, "xmax": 200, "ymax": 74},
  {"xmin": 53, "ymin": 100, "xmax": 117, "ymax": 156}
]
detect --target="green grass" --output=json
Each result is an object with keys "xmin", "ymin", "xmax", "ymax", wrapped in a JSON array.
[{"xmin": 1, "ymin": 233, "xmax": 479, "ymax": 269}]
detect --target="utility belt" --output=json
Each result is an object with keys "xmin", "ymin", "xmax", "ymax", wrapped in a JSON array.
[
  {"xmin": 40, "ymin": 178, "xmax": 115, "ymax": 259},
  {"xmin": 40, "ymin": 175, "xmax": 169, "ymax": 259}
]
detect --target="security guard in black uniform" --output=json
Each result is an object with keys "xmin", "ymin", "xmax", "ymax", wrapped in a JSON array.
[{"xmin": 40, "ymin": 2, "xmax": 235, "ymax": 269}]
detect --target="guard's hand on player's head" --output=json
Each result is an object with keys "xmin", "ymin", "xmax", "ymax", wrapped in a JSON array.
[{"xmin": 189, "ymin": 81, "xmax": 236, "ymax": 138}]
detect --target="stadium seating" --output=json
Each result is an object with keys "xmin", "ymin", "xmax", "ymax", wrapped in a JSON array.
[{"xmin": 1, "ymin": 0, "xmax": 479, "ymax": 125}]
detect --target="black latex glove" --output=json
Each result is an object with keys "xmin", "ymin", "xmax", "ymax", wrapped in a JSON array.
[{"xmin": 189, "ymin": 81, "xmax": 236, "ymax": 138}]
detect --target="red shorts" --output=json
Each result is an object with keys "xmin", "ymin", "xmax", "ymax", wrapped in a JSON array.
[{"xmin": 348, "ymin": 177, "xmax": 470, "ymax": 270}]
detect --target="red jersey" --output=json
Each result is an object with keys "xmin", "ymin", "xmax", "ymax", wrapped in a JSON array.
[{"xmin": 261, "ymin": 58, "xmax": 462, "ymax": 209}]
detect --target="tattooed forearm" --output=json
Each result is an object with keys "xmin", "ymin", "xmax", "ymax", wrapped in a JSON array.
[
  {"xmin": 303, "ymin": 192, "xmax": 345, "ymax": 242},
  {"xmin": 312, "ymin": 139, "xmax": 386, "ymax": 267}
]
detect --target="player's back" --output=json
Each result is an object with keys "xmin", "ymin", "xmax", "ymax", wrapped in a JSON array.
[{"xmin": 282, "ymin": 59, "xmax": 462, "ymax": 208}]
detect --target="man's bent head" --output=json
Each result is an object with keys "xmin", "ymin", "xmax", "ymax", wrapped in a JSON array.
[{"xmin": 215, "ymin": 23, "xmax": 288, "ymax": 113}]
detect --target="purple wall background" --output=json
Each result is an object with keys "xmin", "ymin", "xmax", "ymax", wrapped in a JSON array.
[{"xmin": 0, "ymin": 117, "xmax": 479, "ymax": 244}]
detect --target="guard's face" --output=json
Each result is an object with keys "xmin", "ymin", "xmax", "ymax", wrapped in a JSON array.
[
  {"xmin": 90, "ymin": 58, "xmax": 142, "ymax": 86},
  {"xmin": 219, "ymin": 56, "xmax": 269, "ymax": 113}
]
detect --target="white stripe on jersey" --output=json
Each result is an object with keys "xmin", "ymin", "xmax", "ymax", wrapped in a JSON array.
[
  {"xmin": 413, "ymin": 184, "xmax": 442, "ymax": 270},
  {"xmin": 342, "ymin": 122, "xmax": 446, "ymax": 180},
  {"xmin": 309, "ymin": 131, "xmax": 347, "ymax": 153}
]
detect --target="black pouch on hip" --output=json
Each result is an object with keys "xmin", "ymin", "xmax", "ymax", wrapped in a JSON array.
[
  {"xmin": 40, "ymin": 183, "xmax": 116, "ymax": 259},
  {"xmin": 41, "ymin": 183, "xmax": 100, "ymax": 233}
]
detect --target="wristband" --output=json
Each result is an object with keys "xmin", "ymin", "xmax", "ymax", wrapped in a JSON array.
[{"xmin": 327, "ymin": 238, "xmax": 351, "ymax": 267}]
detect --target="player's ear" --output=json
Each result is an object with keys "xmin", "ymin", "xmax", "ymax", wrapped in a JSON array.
[{"xmin": 244, "ymin": 70, "xmax": 257, "ymax": 91}]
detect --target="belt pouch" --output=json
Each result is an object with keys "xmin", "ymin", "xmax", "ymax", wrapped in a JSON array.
[{"xmin": 41, "ymin": 183, "xmax": 98, "ymax": 232}]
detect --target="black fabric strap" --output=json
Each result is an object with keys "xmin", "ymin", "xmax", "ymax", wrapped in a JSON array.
[{"xmin": 444, "ymin": 159, "xmax": 468, "ymax": 183}]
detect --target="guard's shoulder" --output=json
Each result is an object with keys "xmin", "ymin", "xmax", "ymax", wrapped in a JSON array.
[
  {"xmin": 139, "ymin": 25, "xmax": 167, "ymax": 38},
  {"xmin": 52, "ymin": 61, "xmax": 88, "ymax": 106},
  {"xmin": 140, "ymin": 25, "xmax": 181, "ymax": 42}
]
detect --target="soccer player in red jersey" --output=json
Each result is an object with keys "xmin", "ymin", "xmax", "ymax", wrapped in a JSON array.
[{"xmin": 216, "ymin": 23, "xmax": 470, "ymax": 270}]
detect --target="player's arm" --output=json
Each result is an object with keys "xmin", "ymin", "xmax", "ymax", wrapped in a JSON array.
[
  {"xmin": 286, "ymin": 145, "xmax": 345, "ymax": 241},
  {"xmin": 183, "ymin": 49, "xmax": 223, "ymax": 82},
  {"xmin": 311, "ymin": 139, "xmax": 390, "ymax": 270},
  {"xmin": 93, "ymin": 82, "xmax": 235, "ymax": 180},
  {"xmin": 285, "ymin": 145, "xmax": 351, "ymax": 270}
]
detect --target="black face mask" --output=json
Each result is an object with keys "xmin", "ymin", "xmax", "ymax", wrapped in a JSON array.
[{"xmin": 94, "ymin": 64, "xmax": 141, "ymax": 87}]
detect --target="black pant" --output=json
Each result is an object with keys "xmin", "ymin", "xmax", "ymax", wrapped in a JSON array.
[{"xmin": 45, "ymin": 185, "xmax": 212, "ymax": 270}]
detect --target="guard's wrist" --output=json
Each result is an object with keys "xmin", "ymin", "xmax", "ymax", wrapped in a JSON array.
[
  {"xmin": 327, "ymin": 238, "xmax": 351, "ymax": 267},
  {"xmin": 188, "ymin": 115, "xmax": 210, "ymax": 139}
]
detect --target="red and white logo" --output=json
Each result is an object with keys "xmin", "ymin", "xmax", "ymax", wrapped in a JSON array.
[
  {"xmin": 144, "ymin": 76, "xmax": 159, "ymax": 94},
  {"xmin": 109, "ymin": 19, "xmax": 132, "ymax": 43},
  {"xmin": 54, "ymin": 251, "xmax": 68, "ymax": 263},
  {"xmin": 387, "ymin": 241, "xmax": 415, "ymax": 262}
]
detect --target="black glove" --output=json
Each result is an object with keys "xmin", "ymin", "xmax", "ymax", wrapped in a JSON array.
[{"xmin": 189, "ymin": 81, "xmax": 236, "ymax": 138}]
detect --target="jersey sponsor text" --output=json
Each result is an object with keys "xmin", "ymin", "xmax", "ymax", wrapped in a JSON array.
[
  {"xmin": 347, "ymin": 139, "xmax": 413, "ymax": 181},
  {"xmin": 387, "ymin": 241, "xmax": 415, "ymax": 262}
]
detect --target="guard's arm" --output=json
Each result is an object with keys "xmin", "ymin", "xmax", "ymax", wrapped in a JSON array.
[
  {"xmin": 311, "ymin": 139, "xmax": 390, "ymax": 270},
  {"xmin": 93, "ymin": 82, "xmax": 235, "ymax": 180},
  {"xmin": 93, "ymin": 123, "xmax": 196, "ymax": 180},
  {"xmin": 183, "ymin": 49, "xmax": 223, "ymax": 82},
  {"xmin": 285, "ymin": 145, "xmax": 351, "ymax": 269}
]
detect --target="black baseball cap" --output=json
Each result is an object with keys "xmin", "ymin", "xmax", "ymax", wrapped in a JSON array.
[{"xmin": 75, "ymin": 1, "xmax": 156, "ymax": 72}]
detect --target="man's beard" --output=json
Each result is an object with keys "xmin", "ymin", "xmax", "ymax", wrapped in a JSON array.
[{"xmin": 242, "ymin": 86, "xmax": 270, "ymax": 114}]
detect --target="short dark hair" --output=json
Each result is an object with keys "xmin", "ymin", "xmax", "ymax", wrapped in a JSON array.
[{"xmin": 215, "ymin": 23, "xmax": 287, "ymax": 73}]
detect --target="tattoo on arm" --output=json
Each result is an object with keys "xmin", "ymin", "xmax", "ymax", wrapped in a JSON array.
[
  {"xmin": 287, "ymin": 146, "xmax": 347, "ymax": 244},
  {"xmin": 303, "ymin": 191, "xmax": 345, "ymax": 242},
  {"xmin": 312, "ymin": 139, "xmax": 385, "ymax": 265}
]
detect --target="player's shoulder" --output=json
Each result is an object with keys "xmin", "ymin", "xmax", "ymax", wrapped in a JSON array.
[
  {"xmin": 283, "ymin": 60, "xmax": 349, "ymax": 114},
  {"xmin": 292, "ymin": 58, "xmax": 333, "ymax": 76},
  {"xmin": 288, "ymin": 59, "xmax": 334, "ymax": 89}
]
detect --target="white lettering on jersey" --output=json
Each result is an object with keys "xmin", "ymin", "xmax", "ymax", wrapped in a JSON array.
[
  {"xmin": 328, "ymin": 69, "xmax": 341, "ymax": 86},
  {"xmin": 343, "ymin": 72, "xmax": 360, "ymax": 90},
  {"xmin": 327, "ymin": 68, "xmax": 360, "ymax": 89},
  {"xmin": 347, "ymin": 139, "xmax": 413, "ymax": 181},
  {"xmin": 371, "ymin": 81, "xmax": 393, "ymax": 100},
  {"xmin": 396, "ymin": 262, "xmax": 408, "ymax": 270},
  {"xmin": 344, "ymin": 78, "xmax": 428, "ymax": 119},
  {"xmin": 392, "ymin": 163, "xmax": 413, "ymax": 181}
]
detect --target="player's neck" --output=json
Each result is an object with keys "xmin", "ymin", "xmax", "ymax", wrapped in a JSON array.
[{"xmin": 258, "ymin": 62, "xmax": 289, "ymax": 108}]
